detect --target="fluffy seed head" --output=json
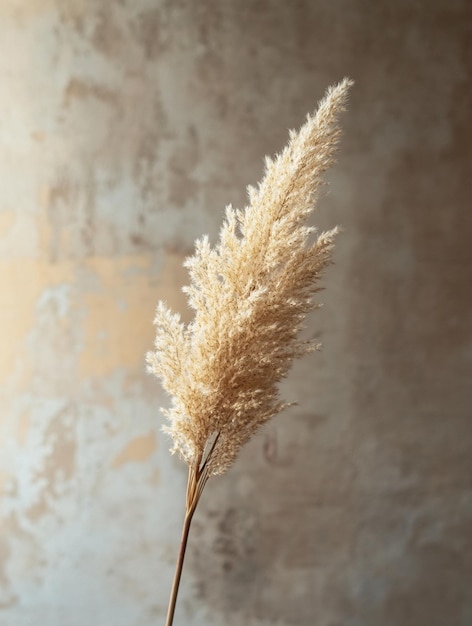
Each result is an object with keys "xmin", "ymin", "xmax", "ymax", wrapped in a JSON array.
[{"xmin": 147, "ymin": 78, "xmax": 353, "ymax": 475}]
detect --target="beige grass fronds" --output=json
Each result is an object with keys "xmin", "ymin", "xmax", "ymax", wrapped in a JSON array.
[{"xmin": 147, "ymin": 78, "xmax": 352, "ymax": 478}]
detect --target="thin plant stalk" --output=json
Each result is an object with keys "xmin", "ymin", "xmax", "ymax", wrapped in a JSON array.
[
  {"xmin": 165, "ymin": 498, "xmax": 195, "ymax": 626},
  {"xmin": 165, "ymin": 435, "xmax": 220, "ymax": 626}
]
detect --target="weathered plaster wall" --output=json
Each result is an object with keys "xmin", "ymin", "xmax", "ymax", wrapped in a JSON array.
[{"xmin": 1, "ymin": 1, "xmax": 471, "ymax": 625}]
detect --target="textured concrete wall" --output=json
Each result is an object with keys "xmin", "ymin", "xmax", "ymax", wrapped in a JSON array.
[{"xmin": 1, "ymin": 1, "xmax": 471, "ymax": 625}]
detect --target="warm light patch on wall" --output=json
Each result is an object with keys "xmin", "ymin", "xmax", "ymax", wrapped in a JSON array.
[
  {"xmin": 78, "ymin": 251, "xmax": 191, "ymax": 379},
  {"xmin": 0, "ymin": 211, "xmax": 16, "ymax": 241},
  {"xmin": 0, "ymin": 212, "xmax": 40, "ymax": 260},
  {"xmin": 0, "ymin": 258, "xmax": 73, "ymax": 383},
  {"xmin": 154, "ymin": 250, "xmax": 193, "ymax": 325},
  {"xmin": 78, "ymin": 255, "xmax": 159, "ymax": 378},
  {"xmin": 112, "ymin": 432, "xmax": 157, "ymax": 468}
]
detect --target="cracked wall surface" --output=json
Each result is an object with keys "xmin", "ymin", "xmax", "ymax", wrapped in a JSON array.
[{"xmin": 1, "ymin": 1, "xmax": 471, "ymax": 625}]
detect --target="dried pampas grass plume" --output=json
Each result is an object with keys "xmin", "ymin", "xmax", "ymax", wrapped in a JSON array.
[{"xmin": 147, "ymin": 78, "xmax": 353, "ymax": 626}]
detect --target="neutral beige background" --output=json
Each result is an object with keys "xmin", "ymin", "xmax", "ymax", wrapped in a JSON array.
[{"xmin": 0, "ymin": 1, "xmax": 471, "ymax": 625}]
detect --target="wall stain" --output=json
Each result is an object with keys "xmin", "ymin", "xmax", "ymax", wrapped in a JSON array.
[
  {"xmin": 112, "ymin": 432, "xmax": 157, "ymax": 468},
  {"xmin": 90, "ymin": 8, "xmax": 125, "ymax": 60},
  {"xmin": 62, "ymin": 78, "xmax": 119, "ymax": 110},
  {"xmin": 0, "ymin": 513, "xmax": 37, "ymax": 609},
  {"xmin": 167, "ymin": 126, "xmax": 200, "ymax": 209},
  {"xmin": 190, "ymin": 505, "xmax": 262, "ymax": 616},
  {"xmin": 43, "ymin": 168, "xmax": 96, "ymax": 262},
  {"xmin": 132, "ymin": 6, "xmax": 166, "ymax": 60},
  {"xmin": 25, "ymin": 405, "xmax": 77, "ymax": 524},
  {"xmin": 0, "ymin": 532, "xmax": 17, "ymax": 609}
]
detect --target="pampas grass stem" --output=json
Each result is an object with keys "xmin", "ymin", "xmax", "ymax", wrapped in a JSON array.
[{"xmin": 150, "ymin": 79, "xmax": 353, "ymax": 624}]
